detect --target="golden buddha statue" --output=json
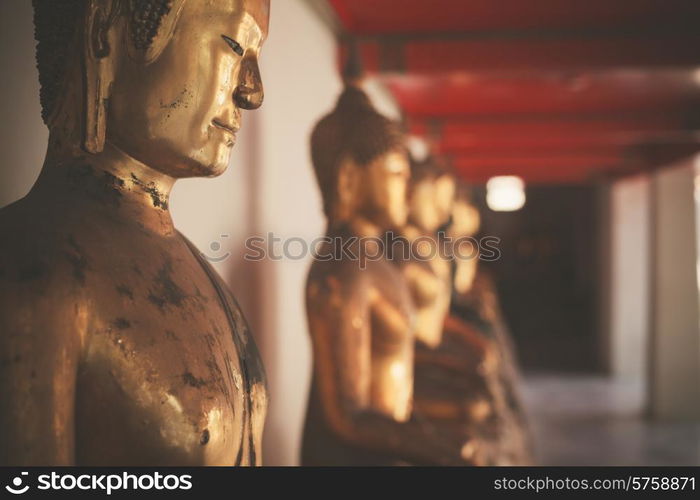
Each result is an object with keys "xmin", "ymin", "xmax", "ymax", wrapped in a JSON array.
[
  {"xmin": 399, "ymin": 158, "xmax": 455, "ymax": 349},
  {"xmin": 0, "ymin": 0, "xmax": 269, "ymax": 465},
  {"xmin": 395, "ymin": 158, "xmax": 498, "ymax": 464},
  {"xmin": 447, "ymin": 185, "xmax": 533, "ymax": 464},
  {"xmin": 301, "ymin": 86, "xmax": 474, "ymax": 466}
]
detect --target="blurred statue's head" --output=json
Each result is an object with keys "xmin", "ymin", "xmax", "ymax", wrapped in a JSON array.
[
  {"xmin": 408, "ymin": 157, "xmax": 455, "ymax": 233},
  {"xmin": 450, "ymin": 183, "xmax": 481, "ymax": 238},
  {"xmin": 450, "ymin": 183, "xmax": 481, "ymax": 294},
  {"xmin": 33, "ymin": 0, "xmax": 269, "ymax": 177},
  {"xmin": 310, "ymin": 86, "xmax": 409, "ymax": 229}
]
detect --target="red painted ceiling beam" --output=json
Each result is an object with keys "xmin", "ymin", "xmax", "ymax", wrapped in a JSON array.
[
  {"xmin": 405, "ymin": 37, "xmax": 700, "ymax": 73},
  {"xmin": 406, "ymin": 116, "xmax": 699, "ymax": 154},
  {"xmin": 452, "ymin": 156, "xmax": 628, "ymax": 184},
  {"xmin": 440, "ymin": 139, "xmax": 699, "ymax": 157},
  {"xmin": 343, "ymin": 36, "xmax": 700, "ymax": 75},
  {"xmin": 454, "ymin": 164, "xmax": 612, "ymax": 184},
  {"xmin": 453, "ymin": 152, "xmax": 625, "ymax": 170},
  {"xmin": 329, "ymin": 0, "xmax": 700, "ymax": 36},
  {"xmin": 458, "ymin": 170, "xmax": 602, "ymax": 184},
  {"xmin": 407, "ymin": 113, "xmax": 689, "ymax": 134},
  {"xmin": 381, "ymin": 71, "xmax": 700, "ymax": 116},
  {"xmin": 450, "ymin": 144, "xmax": 699, "ymax": 183}
]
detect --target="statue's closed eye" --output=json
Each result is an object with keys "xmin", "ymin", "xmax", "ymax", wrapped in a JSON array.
[{"xmin": 222, "ymin": 35, "xmax": 244, "ymax": 56}]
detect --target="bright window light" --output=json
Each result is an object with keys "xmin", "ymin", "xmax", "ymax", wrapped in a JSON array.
[{"xmin": 486, "ymin": 175, "xmax": 526, "ymax": 212}]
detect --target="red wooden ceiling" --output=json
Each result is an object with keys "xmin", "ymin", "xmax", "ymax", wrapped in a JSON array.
[
  {"xmin": 329, "ymin": 0, "xmax": 700, "ymax": 35},
  {"xmin": 327, "ymin": 0, "xmax": 700, "ymax": 184}
]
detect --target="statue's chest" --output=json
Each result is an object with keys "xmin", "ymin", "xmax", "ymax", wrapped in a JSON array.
[
  {"xmin": 74, "ymin": 241, "xmax": 263, "ymax": 465},
  {"xmin": 368, "ymin": 260, "xmax": 415, "ymax": 352}
]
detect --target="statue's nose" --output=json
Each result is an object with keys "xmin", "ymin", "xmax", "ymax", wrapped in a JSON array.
[{"xmin": 234, "ymin": 54, "xmax": 264, "ymax": 110}]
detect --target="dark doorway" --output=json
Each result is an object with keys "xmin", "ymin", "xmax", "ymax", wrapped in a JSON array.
[{"xmin": 477, "ymin": 185, "xmax": 601, "ymax": 373}]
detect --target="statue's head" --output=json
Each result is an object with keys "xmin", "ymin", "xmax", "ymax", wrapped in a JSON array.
[
  {"xmin": 407, "ymin": 157, "xmax": 455, "ymax": 233},
  {"xmin": 450, "ymin": 183, "xmax": 481, "ymax": 294},
  {"xmin": 33, "ymin": 0, "xmax": 269, "ymax": 178},
  {"xmin": 310, "ymin": 86, "xmax": 409, "ymax": 229},
  {"xmin": 450, "ymin": 183, "xmax": 480, "ymax": 238}
]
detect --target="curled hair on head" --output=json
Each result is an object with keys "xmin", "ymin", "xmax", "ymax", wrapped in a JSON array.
[
  {"xmin": 33, "ymin": 0, "xmax": 86, "ymax": 124},
  {"xmin": 32, "ymin": 0, "xmax": 174, "ymax": 125},
  {"xmin": 310, "ymin": 86, "xmax": 406, "ymax": 217},
  {"xmin": 128, "ymin": 0, "xmax": 174, "ymax": 50}
]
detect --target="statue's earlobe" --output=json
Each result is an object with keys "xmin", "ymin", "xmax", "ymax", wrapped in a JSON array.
[
  {"xmin": 336, "ymin": 157, "xmax": 361, "ymax": 222},
  {"xmin": 83, "ymin": 0, "xmax": 118, "ymax": 154}
]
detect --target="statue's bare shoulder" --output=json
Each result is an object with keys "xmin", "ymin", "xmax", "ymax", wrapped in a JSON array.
[
  {"xmin": 0, "ymin": 194, "xmax": 89, "ymax": 340},
  {"xmin": 0, "ymin": 193, "xmax": 89, "ymax": 463},
  {"xmin": 306, "ymin": 254, "xmax": 373, "ymax": 314}
]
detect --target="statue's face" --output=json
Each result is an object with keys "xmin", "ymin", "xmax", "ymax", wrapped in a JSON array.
[
  {"xmin": 360, "ymin": 149, "xmax": 410, "ymax": 229},
  {"xmin": 108, "ymin": 0, "xmax": 269, "ymax": 178},
  {"xmin": 409, "ymin": 174, "xmax": 456, "ymax": 233},
  {"xmin": 434, "ymin": 174, "xmax": 456, "ymax": 223},
  {"xmin": 450, "ymin": 198, "xmax": 481, "ymax": 237}
]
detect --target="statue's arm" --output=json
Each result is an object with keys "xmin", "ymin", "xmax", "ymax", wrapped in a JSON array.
[
  {"xmin": 403, "ymin": 262, "xmax": 441, "ymax": 307},
  {"xmin": 307, "ymin": 276, "xmax": 475, "ymax": 465},
  {"xmin": 0, "ymin": 285, "xmax": 80, "ymax": 465},
  {"xmin": 442, "ymin": 314, "xmax": 496, "ymax": 373}
]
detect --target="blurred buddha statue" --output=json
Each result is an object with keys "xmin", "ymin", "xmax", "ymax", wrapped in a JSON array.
[
  {"xmin": 399, "ymin": 158, "xmax": 494, "ymax": 360},
  {"xmin": 399, "ymin": 158, "xmax": 455, "ymax": 349},
  {"xmin": 447, "ymin": 185, "xmax": 533, "ymax": 464},
  {"xmin": 301, "ymin": 86, "xmax": 475, "ymax": 465},
  {"xmin": 0, "ymin": 0, "xmax": 269, "ymax": 465},
  {"xmin": 397, "ymin": 157, "xmax": 498, "ymax": 464}
]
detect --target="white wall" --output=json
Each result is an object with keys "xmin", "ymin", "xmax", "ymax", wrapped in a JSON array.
[
  {"xmin": 602, "ymin": 160, "xmax": 700, "ymax": 421},
  {"xmin": 0, "ymin": 0, "xmax": 48, "ymax": 209},
  {"xmin": 608, "ymin": 175, "xmax": 651, "ymax": 380},
  {"xmin": 252, "ymin": 0, "xmax": 340, "ymax": 465},
  {"xmin": 649, "ymin": 156, "xmax": 700, "ymax": 420}
]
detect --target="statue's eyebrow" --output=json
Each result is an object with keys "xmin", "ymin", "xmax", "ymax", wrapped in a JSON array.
[{"xmin": 221, "ymin": 35, "xmax": 244, "ymax": 56}]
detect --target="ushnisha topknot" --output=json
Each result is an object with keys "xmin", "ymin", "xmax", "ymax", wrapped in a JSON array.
[
  {"xmin": 310, "ymin": 86, "xmax": 406, "ymax": 217},
  {"xmin": 32, "ymin": 0, "xmax": 173, "ymax": 124}
]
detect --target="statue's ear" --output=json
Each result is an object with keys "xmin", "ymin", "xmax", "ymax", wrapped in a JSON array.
[
  {"xmin": 82, "ymin": 0, "xmax": 120, "ymax": 154},
  {"xmin": 126, "ymin": 0, "xmax": 187, "ymax": 64},
  {"xmin": 336, "ymin": 156, "xmax": 362, "ymax": 222}
]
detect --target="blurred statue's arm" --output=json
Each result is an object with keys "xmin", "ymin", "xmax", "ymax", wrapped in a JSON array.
[
  {"xmin": 402, "ymin": 262, "xmax": 441, "ymax": 308},
  {"xmin": 0, "ymin": 286, "xmax": 80, "ymax": 465},
  {"xmin": 308, "ymin": 276, "xmax": 475, "ymax": 465},
  {"xmin": 442, "ymin": 314, "xmax": 496, "ymax": 372}
]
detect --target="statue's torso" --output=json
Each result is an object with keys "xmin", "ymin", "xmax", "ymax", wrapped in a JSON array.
[
  {"xmin": 302, "ymin": 246, "xmax": 414, "ymax": 465},
  {"xmin": 364, "ymin": 257, "xmax": 415, "ymax": 420},
  {"xmin": 75, "ymin": 233, "xmax": 266, "ymax": 465},
  {"xmin": 0, "ymin": 181, "xmax": 266, "ymax": 465},
  {"xmin": 399, "ymin": 249, "xmax": 452, "ymax": 348}
]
